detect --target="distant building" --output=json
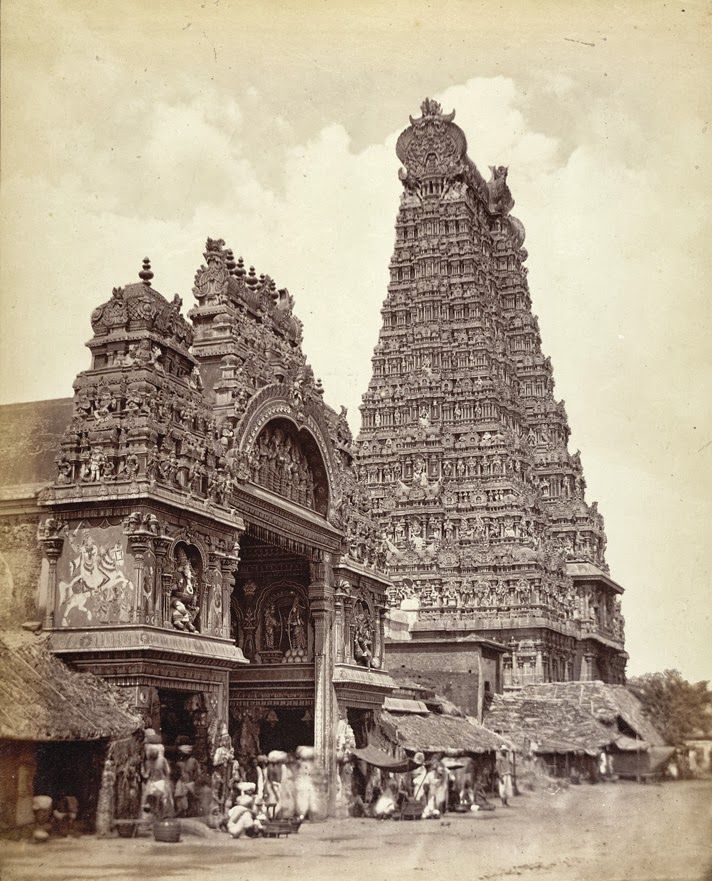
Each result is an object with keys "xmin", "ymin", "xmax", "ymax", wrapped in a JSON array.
[{"xmin": 355, "ymin": 99, "xmax": 627, "ymax": 688}]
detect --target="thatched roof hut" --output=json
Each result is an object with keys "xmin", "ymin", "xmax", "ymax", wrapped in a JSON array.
[
  {"xmin": 522, "ymin": 681, "xmax": 665, "ymax": 746},
  {"xmin": 0, "ymin": 630, "xmax": 141, "ymax": 742},
  {"xmin": 484, "ymin": 681, "xmax": 666, "ymax": 759},
  {"xmin": 485, "ymin": 694, "xmax": 612, "ymax": 756},
  {"xmin": 381, "ymin": 709, "xmax": 505, "ymax": 755}
]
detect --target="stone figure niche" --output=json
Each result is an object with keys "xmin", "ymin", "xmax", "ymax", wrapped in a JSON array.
[
  {"xmin": 169, "ymin": 542, "xmax": 203, "ymax": 633},
  {"xmin": 353, "ymin": 599, "xmax": 376, "ymax": 668},
  {"xmin": 257, "ymin": 586, "xmax": 311, "ymax": 664}
]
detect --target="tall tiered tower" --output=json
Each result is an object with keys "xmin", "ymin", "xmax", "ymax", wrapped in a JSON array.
[{"xmin": 355, "ymin": 99, "xmax": 627, "ymax": 688}]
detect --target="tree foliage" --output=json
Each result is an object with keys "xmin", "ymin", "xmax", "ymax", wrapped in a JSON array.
[{"xmin": 628, "ymin": 670, "xmax": 712, "ymax": 745}]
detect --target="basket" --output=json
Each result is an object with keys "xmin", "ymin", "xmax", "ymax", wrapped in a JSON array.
[
  {"xmin": 262, "ymin": 819, "xmax": 293, "ymax": 838},
  {"xmin": 153, "ymin": 819, "xmax": 181, "ymax": 843},
  {"xmin": 399, "ymin": 799, "xmax": 424, "ymax": 821}
]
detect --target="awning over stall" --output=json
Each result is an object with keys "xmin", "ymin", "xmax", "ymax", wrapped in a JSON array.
[
  {"xmin": 383, "ymin": 697, "xmax": 428, "ymax": 714},
  {"xmin": 351, "ymin": 744, "xmax": 412, "ymax": 772}
]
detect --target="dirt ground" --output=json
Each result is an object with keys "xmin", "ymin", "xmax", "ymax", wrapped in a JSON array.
[{"xmin": 1, "ymin": 779, "xmax": 711, "ymax": 881}]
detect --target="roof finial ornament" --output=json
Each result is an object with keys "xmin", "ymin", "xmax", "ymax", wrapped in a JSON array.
[
  {"xmin": 409, "ymin": 98, "xmax": 456, "ymax": 127},
  {"xmin": 421, "ymin": 97, "xmax": 443, "ymax": 117},
  {"xmin": 226, "ymin": 249, "xmax": 236, "ymax": 274},
  {"xmin": 139, "ymin": 257, "xmax": 154, "ymax": 286},
  {"xmin": 236, "ymin": 257, "xmax": 246, "ymax": 278}
]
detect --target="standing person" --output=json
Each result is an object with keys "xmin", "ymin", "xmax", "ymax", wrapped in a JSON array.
[
  {"xmin": 496, "ymin": 747, "xmax": 514, "ymax": 807},
  {"xmin": 422, "ymin": 761, "xmax": 442, "ymax": 818}
]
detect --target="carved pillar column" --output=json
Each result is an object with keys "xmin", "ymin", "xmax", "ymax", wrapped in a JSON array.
[
  {"xmin": 509, "ymin": 641, "xmax": 519, "ymax": 687},
  {"xmin": 219, "ymin": 556, "xmax": 237, "ymax": 639},
  {"xmin": 534, "ymin": 647, "xmax": 544, "ymax": 683},
  {"xmin": 343, "ymin": 596, "xmax": 355, "ymax": 664},
  {"xmin": 154, "ymin": 534, "xmax": 173, "ymax": 627},
  {"xmin": 38, "ymin": 529, "xmax": 64, "ymax": 629},
  {"xmin": 221, "ymin": 531, "xmax": 242, "ymax": 640},
  {"xmin": 583, "ymin": 653, "xmax": 596, "ymax": 682},
  {"xmin": 376, "ymin": 602, "xmax": 388, "ymax": 669},
  {"xmin": 309, "ymin": 554, "xmax": 337, "ymax": 819},
  {"xmin": 333, "ymin": 582, "xmax": 348, "ymax": 665},
  {"xmin": 126, "ymin": 530, "xmax": 153, "ymax": 625}
]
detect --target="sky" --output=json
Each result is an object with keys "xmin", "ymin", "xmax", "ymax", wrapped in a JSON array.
[{"xmin": 1, "ymin": 0, "xmax": 711, "ymax": 681}]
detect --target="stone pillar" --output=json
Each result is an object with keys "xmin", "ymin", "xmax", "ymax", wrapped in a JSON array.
[
  {"xmin": 38, "ymin": 523, "xmax": 65, "ymax": 629},
  {"xmin": 126, "ymin": 532, "xmax": 153, "ymax": 625},
  {"xmin": 333, "ymin": 582, "xmax": 348, "ymax": 664},
  {"xmin": 219, "ymin": 557, "xmax": 237, "ymax": 639},
  {"xmin": 154, "ymin": 534, "xmax": 173, "ymax": 627},
  {"xmin": 376, "ymin": 602, "xmax": 388, "ymax": 668},
  {"xmin": 583, "ymin": 653, "xmax": 596, "ymax": 681},
  {"xmin": 309, "ymin": 556, "xmax": 337, "ymax": 819},
  {"xmin": 534, "ymin": 647, "xmax": 545, "ymax": 682}
]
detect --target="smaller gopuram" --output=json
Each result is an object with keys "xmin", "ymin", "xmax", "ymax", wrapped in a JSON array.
[{"xmin": 26, "ymin": 241, "xmax": 394, "ymax": 816}]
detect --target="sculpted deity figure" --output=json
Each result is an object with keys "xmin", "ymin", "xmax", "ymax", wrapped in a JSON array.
[
  {"xmin": 263, "ymin": 602, "xmax": 279, "ymax": 650},
  {"xmin": 189, "ymin": 366, "xmax": 203, "ymax": 390},
  {"xmin": 171, "ymin": 598, "xmax": 197, "ymax": 632},
  {"xmin": 150, "ymin": 344, "xmax": 164, "ymax": 372},
  {"xmin": 288, "ymin": 596, "xmax": 308, "ymax": 652},
  {"xmin": 57, "ymin": 456, "xmax": 73, "ymax": 484},
  {"xmin": 83, "ymin": 447, "xmax": 106, "ymax": 482},
  {"xmin": 175, "ymin": 547, "xmax": 196, "ymax": 597}
]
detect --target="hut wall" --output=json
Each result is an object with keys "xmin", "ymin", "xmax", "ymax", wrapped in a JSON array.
[{"xmin": 0, "ymin": 741, "xmax": 36, "ymax": 830}]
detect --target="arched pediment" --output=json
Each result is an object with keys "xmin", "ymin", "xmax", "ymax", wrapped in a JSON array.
[{"xmin": 235, "ymin": 385, "xmax": 337, "ymax": 518}]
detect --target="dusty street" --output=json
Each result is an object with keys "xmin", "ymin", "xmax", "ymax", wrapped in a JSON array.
[{"xmin": 1, "ymin": 780, "xmax": 711, "ymax": 881}]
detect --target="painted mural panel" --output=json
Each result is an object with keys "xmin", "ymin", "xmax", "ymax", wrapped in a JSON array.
[{"xmin": 56, "ymin": 524, "xmax": 136, "ymax": 627}]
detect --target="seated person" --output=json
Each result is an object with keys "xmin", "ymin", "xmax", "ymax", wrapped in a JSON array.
[
  {"xmin": 459, "ymin": 780, "xmax": 474, "ymax": 808},
  {"xmin": 472, "ymin": 777, "xmax": 496, "ymax": 811},
  {"xmin": 227, "ymin": 795, "xmax": 261, "ymax": 838},
  {"xmin": 373, "ymin": 781, "xmax": 397, "ymax": 819}
]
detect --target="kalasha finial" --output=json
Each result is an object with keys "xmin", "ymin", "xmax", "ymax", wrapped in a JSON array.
[
  {"xmin": 139, "ymin": 257, "xmax": 154, "ymax": 286},
  {"xmin": 245, "ymin": 266, "xmax": 258, "ymax": 288},
  {"xmin": 235, "ymin": 257, "xmax": 246, "ymax": 278},
  {"xmin": 226, "ymin": 249, "xmax": 236, "ymax": 274}
]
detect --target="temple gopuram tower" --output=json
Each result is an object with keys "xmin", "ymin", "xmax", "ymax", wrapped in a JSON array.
[{"xmin": 355, "ymin": 99, "xmax": 627, "ymax": 699}]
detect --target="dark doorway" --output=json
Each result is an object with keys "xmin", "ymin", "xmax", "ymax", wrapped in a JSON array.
[
  {"xmin": 158, "ymin": 689, "xmax": 197, "ymax": 748},
  {"xmin": 347, "ymin": 708, "xmax": 372, "ymax": 748},
  {"xmin": 259, "ymin": 707, "xmax": 314, "ymax": 754},
  {"xmin": 34, "ymin": 740, "xmax": 107, "ymax": 832}
]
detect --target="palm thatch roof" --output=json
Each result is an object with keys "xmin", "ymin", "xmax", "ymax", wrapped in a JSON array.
[
  {"xmin": 485, "ymin": 693, "xmax": 613, "ymax": 756},
  {"xmin": 0, "ymin": 631, "xmax": 141, "ymax": 742},
  {"xmin": 381, "ymin": 709, "xmax": 505, "ymax": 755},
  {"xmin": 521, "ymin": 682, "xmax": 665, "ymax": 746}
]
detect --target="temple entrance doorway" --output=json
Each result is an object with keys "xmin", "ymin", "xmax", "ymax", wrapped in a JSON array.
[
  {"xmin": 156, "ymin": 688, "xmax": 209, "ymax": 764},
  {"xmin": 260, "ymin": 707, "xmax": 314, "ymax": 754}
]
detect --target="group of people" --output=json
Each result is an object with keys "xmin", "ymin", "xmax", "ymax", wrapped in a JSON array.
[
  {"xmin": 139, "ymin": 727, "xmax": 311, "ymax": 839},
  {"xmin": 349, "ymin": 747, "xmax": 512, "ymax": 820}
]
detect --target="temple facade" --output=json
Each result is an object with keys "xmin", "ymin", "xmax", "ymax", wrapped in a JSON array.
[
  {"xmin": 355, "ymin": 99, "xmax": 627, "ymax": 688},
  {"xmin": 3, "ymin": 241, "xmax": 396, "ymax": 817}
]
